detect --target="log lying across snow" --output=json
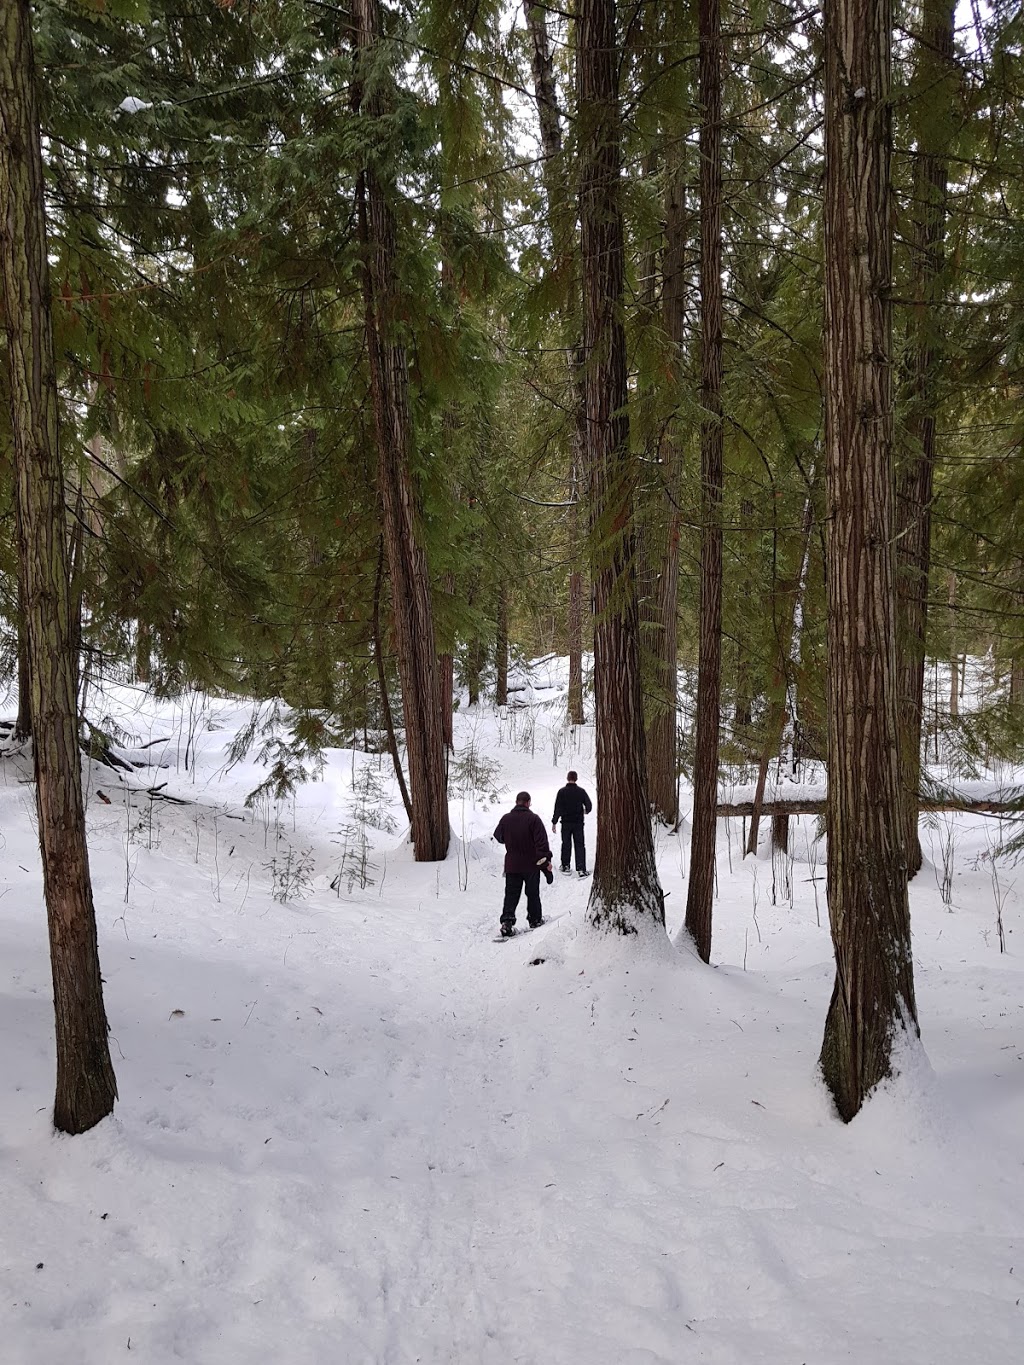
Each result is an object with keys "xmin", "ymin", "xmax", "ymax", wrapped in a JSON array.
[{"xmin": 716, "ymin": 789, "xmax": 1022, "ymax": 818}]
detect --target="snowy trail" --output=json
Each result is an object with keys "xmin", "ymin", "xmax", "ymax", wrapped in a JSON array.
[{"xmin": 3, "ymin": 681, "xmax": 1024, "ymax": 1363}]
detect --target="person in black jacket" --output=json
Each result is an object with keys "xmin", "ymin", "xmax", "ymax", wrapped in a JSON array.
[
  {"xmin": 493, "ymin": 792, "xmax": 553, "ymax": 936},
  {"xmin": 552, "ymin": 770, "xmax": 592, "ymax": 877}
]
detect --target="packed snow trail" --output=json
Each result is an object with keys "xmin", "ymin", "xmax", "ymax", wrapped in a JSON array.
[{"xmin": 3, "ymin": 676, "xmax": 1023, "ymax": 1364}]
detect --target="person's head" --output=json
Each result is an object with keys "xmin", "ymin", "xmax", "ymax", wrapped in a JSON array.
[
  {"xmin": 515, "ymin": 791, "xmax": 531, "ymax": 808},
  {"xmin": 567, "ymin": 771, "xmax": 578, "ymax": 783}
]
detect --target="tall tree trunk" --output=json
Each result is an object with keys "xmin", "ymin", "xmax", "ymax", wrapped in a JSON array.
[
  {"xmin": 819, "ymin": 0, "xmax": 918, "ymax": 1122},
  {"xmin": 68, "ymin": 480, "xmax": 86, "ymax": 707},
  {"xmin": 567, "ymin": 362, "xmax": 587, "ymax": 727},
  {"xmin": 635, "ymin": 149, "xmax": 662, "ymax": 784},
  {"xmin": 439, "ymin": 651, "xmax": 455, "ymax": 746},
  {"xmin": 135, "ymin": 621, "xmax": 152, "ymax": 685},
  {"xmin": 466, "ymin": 628, "xmax": 485, "ymax": 708},
  {"xmin": 437, "ymin": 250, "xmax": 459, "ymax": 752},
  {"xmin": 578, "ymin": 0, "xmax": 663, "ymax": 934},
  {"xmin": 645, "ymin": 523, "xmax": 681, "ymax": 824},
  {"xmin": 567, "ymin": 561, "xmax": 585, "ymax": 725},
  {"xmin": 439, "ymin": 571, "xmax": 455, "ymax": 750},
  {"xmin": 373, "ymin": 538, "xmax": 414, "ymax": 825},
  {"xmin": 732, "ymin": 498, "xmax": 755, "ymax": 742},
  {"xmin": 644, "ymin": 147, "xmax": 686, "ymax": 827},
  {"xmin": 352, "ymin": 0, "xmax": 449, "ymax": 861},
  {"xmin": 896, "ymin": 0, "xmax": 955, "ymax": 878},
  {"xmin": 684, "ymin": 0, "xmax": 725, "ymax": 962},
  {"xmin": 771, "ymin": 807, "xmax": 790, "ymax": 855},
  {"xmin": 1, "ymin": 0, "xmax": 117, "ymax": 1133},
  {"xmin": 1010, "ymin": 651, "xmax": 1024, "ymax": 706},
  {"xmin": 947, "ymin": 572, "xmax": 958, "ymax": 719},
  {"xmin": 524, "ymin": 2, "xmax": 587, "ymax": 726},
  {"xmin": 495, "ymin": 583, "xmax": 509, "ymax": 706}
]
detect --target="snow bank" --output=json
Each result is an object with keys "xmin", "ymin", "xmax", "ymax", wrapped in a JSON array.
[{"xmin": 2, "ymin": 673, "xmax": 1022, "ymax": 1364}]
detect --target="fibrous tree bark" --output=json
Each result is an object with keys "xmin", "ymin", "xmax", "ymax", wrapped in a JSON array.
[
  {"xmin": 947, "ymin": 572, "xmax": 958, "ymax": 718},
  {"xmin": 577, "ymin": 0, "xmax": 664, "ymax": 934},
  {"xmin": 372, "ymin": 538, "xmax": 414, "ymax": 826},
  {"xmin": 1, "ymin": 0, "xmax": 117, "ymax": 1133},
  {"xmin": 819, "ymin": 0, "xmax": 918, "ymax": 1121},
  {"xmin": 643, "ymin": 138, "xmax": 686, "ymax": 829},
  {"xmin": 465, "ymin": 615, "xmax": 485, "ymax": 707},
  {"xmin": 732, "ymin": 498, "xmax": 755, "ymax": 741},
  {"xmin": 895, "ymin": 0, "xmax": 956, "ymax": 877},
  {"xmin": 495, "ymin": 583, "xmax": 509, "ymax": 705},
  {"xmin": 352, "ymin": 0, "xmax": 449, "ymax": 860},
  {"xmin": 524, "ymin": 2, "xmax": 585, "ymax": 727},
  {"xmin": 439, "ymin": 570, "xmax": 455, "ymax": 750},
  {"xmin": 684, "ymin": 0, "xmax": 725, "ymax": 962},
  {"xmin": 567, "ymin": 557, "xmax": 584, "ymax": 726}
]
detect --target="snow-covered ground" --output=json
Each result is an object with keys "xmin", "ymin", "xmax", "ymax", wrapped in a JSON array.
[{"xmin": 2, "ymin": 659, "xmax": 1022, "ymax": 1364}]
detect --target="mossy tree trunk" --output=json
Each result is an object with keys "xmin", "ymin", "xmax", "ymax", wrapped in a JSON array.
[{"xmin": 1, "ymin": 0, "xmax": 117, "ymax": 1134}]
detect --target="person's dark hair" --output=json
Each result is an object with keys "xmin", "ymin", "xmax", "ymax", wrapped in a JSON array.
[
  {"xmin": 567, "ymin": 770, "xmax": 578, "ymax": 782},
  {"xmin": 515, "ymin": 791, "xmax": 531, "ymax": 805}
]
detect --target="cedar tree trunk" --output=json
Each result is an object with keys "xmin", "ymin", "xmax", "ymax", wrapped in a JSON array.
[
  {"xmin": 1, "ymin": 0, "xmax": 117, "ymax": 1133},
  {"xmin": 819, "ymin": 0, "xmax": 918, "ymax": 1121},
  {"xmin": 578, "ymin": 0, "xmax": 664, "ymax": 934},
  {"xmin": 684, "ymin": 0, "xmax": 725, "ymax": 961},
  {"xmin": 373, "ymin": 538, "xmax": 414, "ymax": 825},
  {"xmin": 644, "ymin": 143, "xmax": 685, "ymax": 828},
  {"xmin": 352, "ymin": 0, "xmax": 449, "ymax": 860},
  {"xmin": 439, "ymin": 570, "xmax": 455, "ymax": 750},
  {"xmin": 895, "ymin": 0, "xmax": 955, "ymax": 877},
  {"xmin": 495, "ymin": 584, "xmax": 509, "ymax": 706}
]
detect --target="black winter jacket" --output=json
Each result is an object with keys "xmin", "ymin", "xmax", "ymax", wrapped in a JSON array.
[
  {"xmin": 552, "ymin": 783, "xmax": 592, "ymax": 825},
  {"xmin": 494, "ymin": 805, "xmax": 552, "ymax": 875}
]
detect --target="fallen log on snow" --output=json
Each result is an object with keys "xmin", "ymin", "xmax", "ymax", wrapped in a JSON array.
[{"xmin": 716, "ymin": 796, "xmax": 1021, "ymax": 818}]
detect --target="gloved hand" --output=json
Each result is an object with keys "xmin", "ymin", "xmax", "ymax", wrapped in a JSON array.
[{"xmin": 538, "ymin": 857, "xmax": 554, "ymax": 885}]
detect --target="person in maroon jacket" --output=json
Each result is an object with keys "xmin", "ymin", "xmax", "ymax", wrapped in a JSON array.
[{"xmin": 493, "ymin": 791, "xmax": 553, "ymax": 937}]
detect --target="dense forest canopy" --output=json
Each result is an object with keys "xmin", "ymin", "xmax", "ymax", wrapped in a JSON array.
[{"xmin": 0, "ymin": 2, "xmax": 1016, "ymax": 730}]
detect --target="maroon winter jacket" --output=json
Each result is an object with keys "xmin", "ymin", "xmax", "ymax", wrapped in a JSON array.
[{"xmin": 493, "ymin": 805, "xmax": 552, "ymax": 875}]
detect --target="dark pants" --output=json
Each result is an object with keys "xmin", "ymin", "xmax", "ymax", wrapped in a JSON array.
[
  {"xmin": 502, "ymin": 869, "xmax": 543, "ymax": 928},
  {"xmin": 560, "ymin": 820, "xmax": 586, "ymax": 872}
]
